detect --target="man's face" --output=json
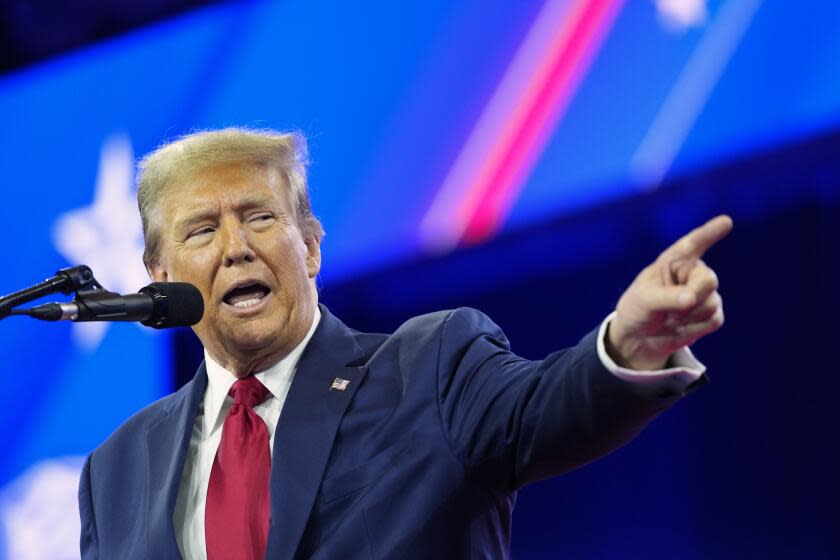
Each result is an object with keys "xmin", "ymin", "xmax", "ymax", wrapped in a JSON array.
[{"xmin": 149, "ymin": 161, "xmax": 321, "ymax": 374}]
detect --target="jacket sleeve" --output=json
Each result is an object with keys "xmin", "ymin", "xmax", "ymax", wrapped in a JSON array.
[
  {"xmin": 78, "ymin": 454, "xmax": 99, "ymax": 560},
  {"xmin": 434, "ymin": 307, "xmax": 692, "ymax": 491}
]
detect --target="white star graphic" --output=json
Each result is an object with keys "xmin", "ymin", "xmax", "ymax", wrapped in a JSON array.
[
  {"xmin": 655, "ymin": 0, "xmax": 708, "ymax": 33},
  {"xmin": 0, "ymin": 456, "xmax": 85, "ymax": 560},
  {"xmin": 52, "ymin": 134, "xmax": 149, "ymax": 351}
]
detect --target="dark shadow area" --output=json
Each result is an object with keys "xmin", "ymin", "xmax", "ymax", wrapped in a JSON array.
[{"xmin": 0, "ymin": 0, "xmax": 224, "ymax": 74}]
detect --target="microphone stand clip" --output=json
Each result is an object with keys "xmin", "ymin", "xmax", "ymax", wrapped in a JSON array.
[{"xmin": 0, "ymin": 265, "xmax": 106, "ymax": 320}]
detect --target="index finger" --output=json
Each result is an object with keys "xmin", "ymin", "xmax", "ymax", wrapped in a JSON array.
[{"xmin": 662, "ymin": 215, "xmax": 733, "ymax": 261}]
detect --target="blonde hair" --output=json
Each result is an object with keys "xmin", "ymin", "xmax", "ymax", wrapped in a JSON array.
[{"xmin": 137, "ymin": 127, "xmax": 324, "ymax": 266}]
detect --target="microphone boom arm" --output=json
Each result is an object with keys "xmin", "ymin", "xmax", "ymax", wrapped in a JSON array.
[{"xmin": 0, "ymin": 265, "xmax": 104, "ymax": 319}]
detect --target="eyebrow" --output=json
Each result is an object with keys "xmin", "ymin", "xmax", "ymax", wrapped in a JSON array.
[{"xmin": 173, "ymin": 210, "xmax": 215, "ymax": 232}]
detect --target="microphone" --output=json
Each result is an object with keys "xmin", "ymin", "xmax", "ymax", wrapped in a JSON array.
[{"xmin": 25, "ymin": 282, "xmax": 204, "ymax": 329}]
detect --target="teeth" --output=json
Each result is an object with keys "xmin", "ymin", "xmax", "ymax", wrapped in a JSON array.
[{"xmin": 233, "ymin": 298, "xmax": 262, "ymax": 309}]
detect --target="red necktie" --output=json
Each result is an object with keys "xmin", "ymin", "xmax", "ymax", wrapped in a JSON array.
[{"xmin": 206, "ymin": 376, "xmax": 271, "ymax": 560}]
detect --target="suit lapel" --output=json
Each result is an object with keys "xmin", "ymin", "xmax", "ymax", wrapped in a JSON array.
[
  {"xmin": 145, "ymin": 365, "xmax": 207, "ymax": 559},
  {"xmin": 265, "ymin": 305, "xmax": 368, "ymax": 559}
]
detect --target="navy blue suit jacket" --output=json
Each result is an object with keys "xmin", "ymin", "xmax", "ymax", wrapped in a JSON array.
[{"xmin": 79, "ymin": 305, "xmax": 697, "ymax": 559}]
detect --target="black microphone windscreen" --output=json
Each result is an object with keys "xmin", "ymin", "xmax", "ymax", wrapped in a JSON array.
[{"xmin": 140, "ymin": 282, "xmax": 204, "ymax": 328}]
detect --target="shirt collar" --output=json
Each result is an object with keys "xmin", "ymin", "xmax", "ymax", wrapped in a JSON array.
[{"xmin": 202, "ymin": 306, "xmax": 322, "ymax": 435}]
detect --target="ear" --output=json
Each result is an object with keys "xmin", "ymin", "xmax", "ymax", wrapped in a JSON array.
[
  {"xmin": 304, "ymin": 236, "xmax": 321, "ymax": 278},
  {"xmin": 147, "ymin": 260, "xmax": 169, "ymax": 283}
]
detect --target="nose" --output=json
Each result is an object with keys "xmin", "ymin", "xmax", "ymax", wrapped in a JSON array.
[{"xmin": 219, "ymin": 218, "xmax": 256, "ymax": 267}]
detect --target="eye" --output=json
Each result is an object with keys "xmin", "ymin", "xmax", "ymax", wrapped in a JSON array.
[
  {"xmin": 249, "ymin": 213, "xmax": 275, "ymax": 224},
  {"xmin": 189, "ymin": 226, "xmax": 214, "ymax": 238}
]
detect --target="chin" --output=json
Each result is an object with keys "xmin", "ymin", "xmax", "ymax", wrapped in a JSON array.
[{"xmin": 229, "ymin": 323, "xmax": 282, "ymax": 352}]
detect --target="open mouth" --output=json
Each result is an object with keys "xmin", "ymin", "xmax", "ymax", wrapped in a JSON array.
[{"xmin": 223, "ymin": 282, "xmax": 271, "ymax": 310}]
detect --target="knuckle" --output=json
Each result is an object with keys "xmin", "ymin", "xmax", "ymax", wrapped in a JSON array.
[
  {"xmin": 698, "ymin": 302, "xmax": 717, "ymax": 321},
  {"xmin": 707, "ymin": 268, "xmax": 719, "ymax": 290},
  {"xmin": 694, "ymin": 264, "xmax": 717, "ymax": 289},
  {"xmin": 697, "ymin": 275, "xmax": 718, "ymax": 296}
]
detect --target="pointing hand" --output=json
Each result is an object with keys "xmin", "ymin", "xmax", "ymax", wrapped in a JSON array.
[{"xmin": 605, "ymin": 215, "xmax": 733, "ymax": 371}]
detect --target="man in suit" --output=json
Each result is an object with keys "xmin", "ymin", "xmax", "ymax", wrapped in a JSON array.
[{"xmin": 79, "ymin": 128, "xmax": 730, "ymax": 559}]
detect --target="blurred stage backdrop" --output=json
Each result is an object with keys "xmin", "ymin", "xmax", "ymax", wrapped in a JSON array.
[{"xmin": 0, "ymin": 0, "xmax": 838, "ymax": 558}]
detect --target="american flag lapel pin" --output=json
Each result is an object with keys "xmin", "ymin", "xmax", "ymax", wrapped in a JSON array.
[{"xmin": 331, "ymin": 377, "xmax": 350, "ymax": 391}]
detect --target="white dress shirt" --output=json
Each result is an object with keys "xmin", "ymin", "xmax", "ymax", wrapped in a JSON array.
[
  {"xmin": 173, "ymin": 308, "xmax": 322, "ymax": 560},
  {"xmin": 173, "ymin": 309, "xmax": 703, "ymax": 559}
]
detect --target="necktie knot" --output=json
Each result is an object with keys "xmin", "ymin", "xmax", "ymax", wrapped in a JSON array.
[{"xmin": 230, "ymin": 376, "xmax": 269, "ymax": 408}]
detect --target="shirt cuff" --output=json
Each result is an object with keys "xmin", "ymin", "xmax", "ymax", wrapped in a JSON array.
[{"xmin": 596, "ymin": 311, "xmax": 706, "ymax": 388}]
